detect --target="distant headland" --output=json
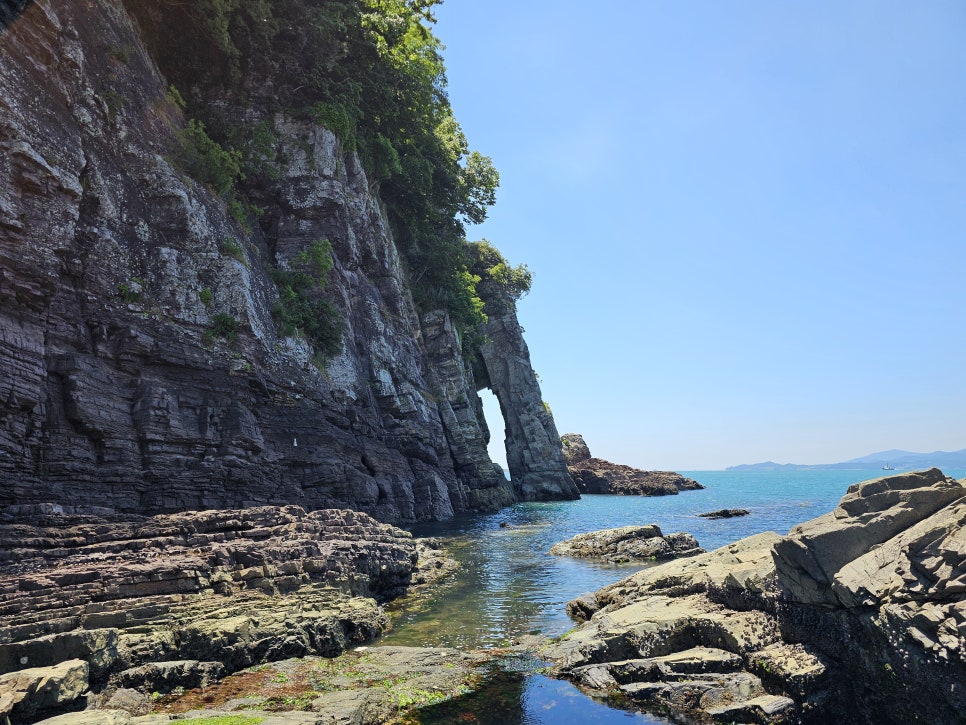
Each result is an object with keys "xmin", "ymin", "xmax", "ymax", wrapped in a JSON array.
[{"xmin": 727, "ymin": 448, "xmax": 966, "ymax": 471}]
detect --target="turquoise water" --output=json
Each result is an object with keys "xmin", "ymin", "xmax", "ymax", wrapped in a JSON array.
[{"xmin": 387, "ymin": 468, "xmax": 966, "ymax": 722}]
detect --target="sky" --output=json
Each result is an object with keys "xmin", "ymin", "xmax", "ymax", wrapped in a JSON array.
[{"xmin": 432, "ymin": 1, "xmax": 966, "ymax": 470}]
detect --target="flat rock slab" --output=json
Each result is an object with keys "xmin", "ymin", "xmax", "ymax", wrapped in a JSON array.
[
  {"xmin": 138, "ymin": 646, "xmax": 490, "ymax": 725},
  {"xmin": 547, "ymin": 471, "xmax": 966, "ymax": 725}
]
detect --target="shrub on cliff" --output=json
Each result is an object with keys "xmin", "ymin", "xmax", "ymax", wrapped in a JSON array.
[
  {"xmin": 271, "ymin": 239, "xmax": 344, "ymax": 358},
  {"xmin": 467, "ymin": 240, "xmax": 532, "ymax": 315},
  {"xmin": 173, "ymin": 118, "xmax": 243, "ymax": 197},
  {"xmin": 124, "ymin": 0, "xmax": 505, "ymax": 338}
]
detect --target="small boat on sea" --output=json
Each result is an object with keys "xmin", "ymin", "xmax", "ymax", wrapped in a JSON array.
[{"xmin": 882, "ymin": 464, "xmax": 895, "ymax": 470}]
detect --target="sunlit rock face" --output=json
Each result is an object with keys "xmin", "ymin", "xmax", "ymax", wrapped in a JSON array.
[
  {"xmin": 478, "ymin": 310, "xmax": 579, "ymax": 502},
  {"xmin": 0, "ymin": 0, "xmax": 571, "ymax": 521},
  {"xmin": 547, "ymin": 470, "xmax": 966, "ymax": 725}
]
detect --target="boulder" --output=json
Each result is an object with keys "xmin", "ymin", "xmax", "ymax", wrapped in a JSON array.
[
  {"xmin": 0, "ymin": 658, "xmax": 89, "ymax": 720},
  {"xmin": 0, "ymin": 629, "xmax": 119, "ymax": 678},
  {"xmin": 116, "ymin": 661, "xmax": 224, "ymax": 693},
  {"xmin": 549, "ymin": 525, "xmax": 704, "ymax": 563},
  {"xmin": 774, "ymin": 468, "xmax": 965, "ymax": 605},
  {"xmin": 560, "ymin": 433, "xmax": 592, "ymax": 465}
]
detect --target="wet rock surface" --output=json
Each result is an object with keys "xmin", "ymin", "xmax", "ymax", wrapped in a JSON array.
[
  {"xmin": 549, "ymin": 525, "xmax": 704, "ymax": 564},
  {"xmin": 698, "ymin": 509, "xmax": 750, "ymax": 519},
  {"xmin": 29, "ymin": 647, "xmax": 508, "ymax": 725},
  {"xmin": 545, "ymin": 470, "xmax": 966, "ymax": 724}
]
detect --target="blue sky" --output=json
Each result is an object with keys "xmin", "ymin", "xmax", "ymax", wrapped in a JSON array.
[{"xmin": 433, "ymin": 1, "xmax": 966, "ymax": 470}]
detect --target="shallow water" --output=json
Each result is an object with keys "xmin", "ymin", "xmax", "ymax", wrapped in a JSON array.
[{"xmin": 385, "ymin": 468, "xmax": 966, "ymax": 721}]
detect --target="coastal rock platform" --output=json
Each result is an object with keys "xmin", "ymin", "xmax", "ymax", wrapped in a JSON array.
[
  {"xmin": 545, "ymin": 469, "xmax": 966, "ymax": 724},
  {"xmin": 0, "ymin": 505, "xmax": 422, "ymax": 722}
]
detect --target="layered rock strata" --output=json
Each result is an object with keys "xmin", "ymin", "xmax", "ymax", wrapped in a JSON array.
[
  {"xmin": 0, "ymin": 0, "xmax": 574, "ymax": 523},
  {"xmin": 546, "ymin": 469, "xmax": 966, "ymax": 724},
  {"xmin": 0, "ymin": 505, "xmax": 420, "ymax": 722},
  {"xmin": 548, "ymin": 525, "xmax": 704, "ymax": 564},
  {"xmin": 479, "ymin": 318, "xmax": 578, "ymax": 501},
  {"xmin": 560, "ymin": 434, "xmax": 704, "ymax": 496}
]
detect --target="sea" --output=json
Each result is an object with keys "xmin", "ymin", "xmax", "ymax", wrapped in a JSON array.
[{"xmin": 384, "ymin": 468, "xmax": 966, "ymax": 724}]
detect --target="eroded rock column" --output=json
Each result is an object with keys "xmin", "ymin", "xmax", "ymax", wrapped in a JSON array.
[
  {"xmin": 478, "ymin": 311, "xmax": 579, "ymax": 501},
  {"xmin": 421, "ymin": 311, "xmax": 516, "ymax": 512}
]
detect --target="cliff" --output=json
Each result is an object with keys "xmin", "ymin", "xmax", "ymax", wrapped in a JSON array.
[{"xmin": 0, "ymin": 0, "xmax": 576, "ymax": 522}]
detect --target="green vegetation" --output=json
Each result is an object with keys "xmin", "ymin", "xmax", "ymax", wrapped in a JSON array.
[
  {"xmin": 118, "ymin": 278, "xmax": 143, "ymax": 303},
  {"xmin": 208, "ymin": 312, "xmax": 240, "ymax": 344},
  {"xmin": 99, "ymin": 88, "xmax": 126, "ymax": 122},
  {"xmin": 124, "ymin": 0, "xmax": 515, "ymax": 339},
  {"xmin": 175, "ymin": 118, "xmax": 243, "ymax": 197},
  {"xmin": 467, "ymin": 239, "xmax": 532, "ymax": 314},
  {"xmin": 396, "ymin": 687, "xmax": 452, "ymax": 708},
  {"xmin": 219, "ymin": 238, "xmax": 247, "ymax": 265},
  {"xmin": 271, "ymin": 239, "xmax": 343, "ymax": 358},
  {"xmin": 109, "ymin": 43, "xmax": 133, "ymax": 65},
  {"xmin": 179, "ymin": 717, "xmax": 264, "ymax": 725},
  {"xmin": 199, "ymin": 287, "xmax": 213, "ymax": 306}
]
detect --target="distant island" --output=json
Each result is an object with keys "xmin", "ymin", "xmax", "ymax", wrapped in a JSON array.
[{"xmin": 727, "ymin": 448, "xmax": 966, "ymax": 472}]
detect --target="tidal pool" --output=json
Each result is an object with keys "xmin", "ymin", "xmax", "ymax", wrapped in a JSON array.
[{"xmin": 383, "ymin": 470, "xmax": 919, "ymax": 722}]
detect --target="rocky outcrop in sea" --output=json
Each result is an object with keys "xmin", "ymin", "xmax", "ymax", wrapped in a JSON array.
[
  {"xmin": 549, "ymin": 525, "xmax": 704, "ymax": 564},
  {"xmin": 545, "ymin": 469, "xmax": 966, "ymax": 724},
  {"xmin": 560, "ymin": 434, "xmax": 704, "ymax": 496}
]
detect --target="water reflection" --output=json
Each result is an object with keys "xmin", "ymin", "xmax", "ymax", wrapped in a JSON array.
[
  {"xmin": 385, "ymin": 470, "xmax": 912, "ymax": 721},
  {"xmin": 384, "ymin": 508, "xmax": 648, "ymax": 648},
  {"xmin": 413, "ymin": 663, "xmax": 669, "ymax": 725}
]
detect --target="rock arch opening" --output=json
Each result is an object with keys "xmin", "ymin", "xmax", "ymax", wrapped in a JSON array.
[{"xmin": 478, "ymin": 387, "xmax": 509, "ymax": 478}]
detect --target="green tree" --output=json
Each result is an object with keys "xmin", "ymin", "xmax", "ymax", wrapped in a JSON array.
[{"xmin": 126, "ymin": 0, "xmax": 507, "ymax": 336}]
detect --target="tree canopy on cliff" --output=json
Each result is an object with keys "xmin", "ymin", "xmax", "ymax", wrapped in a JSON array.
[{"xmin": 124, "ymin": 0, "xmax": 502, "ymax": 335}]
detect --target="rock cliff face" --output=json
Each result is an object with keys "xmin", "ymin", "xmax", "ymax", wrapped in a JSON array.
[
  {"xmin": 479, "ymin": 315, "xmax": 578, "ymax": 501},
  {"xmin": 0, "ymin": 0, "xmax": 574, "ymax": 522},
  {"xmin": 547, "ymin": 469, "xmax": 966, "ymax": 724}
]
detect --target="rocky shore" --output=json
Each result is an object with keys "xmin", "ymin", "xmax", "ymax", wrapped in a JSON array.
[
  {"xmin": 5, "ymin": 470, "xmax": 966, "ymax": 724},
  {"xmin": 560, "ymin": 434, "xmax": 705, "ymax": 496},
  {"xmin": 0, "ymin": 505, "xmax": 429, "ymax": 723},
  {"xmin": 544, "ymin": 469, "xmax": 966, "ymax": 724}
]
